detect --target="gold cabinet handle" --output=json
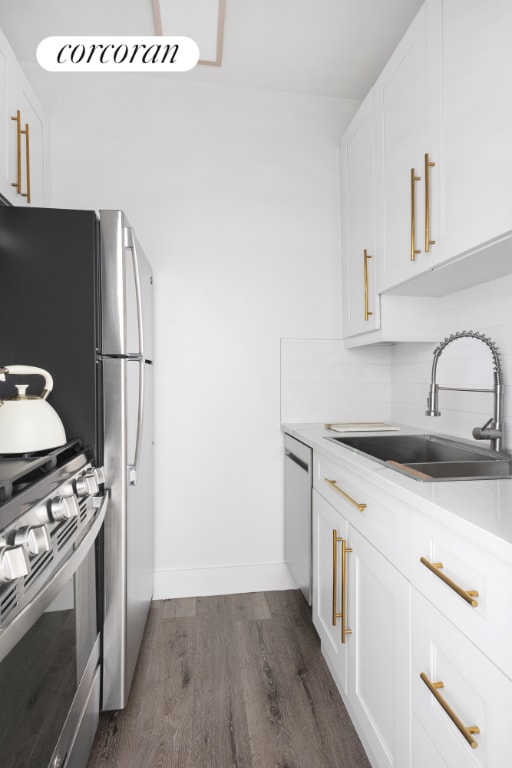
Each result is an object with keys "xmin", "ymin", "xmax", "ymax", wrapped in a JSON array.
[
  {"xmin": 341, "ymin": 537, "xmax": 352, "ymax": 643},
  {"xmin": 20, "ymin": 122, "xmax": 31, "ymax": 204},
  {"xmin": 363, "ymin": 249, "xmax": 373, "ymax": 321},
  {"xmin": 420, "ymin": 557, "xmax": 479, "ymax": 607},
  {"xmin": 424, "ymin": 153, "xmax": 436, "ymax": 252},
  {"xmin": 420, "ymin": 673, "xmax": 480, "ymax": 749},
  {"xmin": 10, "ymin": 110, "xmax": 22, "ymax": 194},
  {"xmin": 324, "ymin": 478, "xmax": 366, "ymax": 512},
  {"xmin": 332, "ymin": 529, "xmax": 352, "ymax": 643},
  {"xmin": 410, "ymin": 168, "xmax": 421, "ymax": 261}
]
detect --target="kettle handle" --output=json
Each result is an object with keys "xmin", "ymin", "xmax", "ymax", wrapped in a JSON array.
[{"xmin": 3, "ymin": 365, "xmax": 54, "ymax": 400}]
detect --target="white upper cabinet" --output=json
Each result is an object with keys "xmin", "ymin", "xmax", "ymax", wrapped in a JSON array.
[
  {"xmin": 0, "ymin": 25, "xmax": 49, "ymax": 207},
  {"xmin": 374, "ymin": 0, "xmax": 443, "ymax": 293},
  {"xmin": 439, "ymin": 0, "xmax": 512, "ymax": 263},
  {"xmin": 373, "ymin": 0, "xmax": 512, "ymax": 296},
  {"xmin": 340, "ymin": 90, "xmax": 380, "ymax": 337},
  {"xmin": 341, "ymin": 0, "xmax": 512, "ymax": 339}
]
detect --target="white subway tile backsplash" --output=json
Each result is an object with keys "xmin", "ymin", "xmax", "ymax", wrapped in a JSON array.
[
  {"xmin": 281, "ymin": 276, "xmax": 511, "ymax": 448},
  {"xmin": 280, "ymin": 338, "xmax": 392, "ymax": 424}
]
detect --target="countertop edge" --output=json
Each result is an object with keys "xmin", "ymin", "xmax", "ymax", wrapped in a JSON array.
[{"xmin": 281, "ymin": 422, "xmax": 512, "ymax": 558}]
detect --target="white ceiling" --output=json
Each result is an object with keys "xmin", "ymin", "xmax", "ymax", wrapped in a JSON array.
[{"xmin": 0, "ymin": 0, "xmax": 424, "ymax": 100}]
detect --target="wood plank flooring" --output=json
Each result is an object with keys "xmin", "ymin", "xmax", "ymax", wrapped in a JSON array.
[{"xmin": 87, "ymin": 590, "xmax": 371, "ymax": 768}]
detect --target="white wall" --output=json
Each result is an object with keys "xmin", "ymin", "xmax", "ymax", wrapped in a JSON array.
[{"xmin": 26, "ymin": 66, "xmax": 358, "ymax": 597}]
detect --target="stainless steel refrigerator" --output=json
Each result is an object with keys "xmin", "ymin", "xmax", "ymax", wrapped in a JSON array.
[{"xmin": 0, "ymin": 206, "xmax": 154, "ymax": 711}]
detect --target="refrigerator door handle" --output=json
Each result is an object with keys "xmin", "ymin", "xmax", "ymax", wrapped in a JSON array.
[
  {"xmin": 124, "ymin": 226, "xmax": 145, "ymax": 358},
  {"xmin": 127, "ymin": 360, "xmax": 145, "ymax": 486}
]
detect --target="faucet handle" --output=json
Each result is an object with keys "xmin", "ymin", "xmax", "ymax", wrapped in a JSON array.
[{"xmin": 472, "ymin": 419, "xmax": 503, "ymax": 443}]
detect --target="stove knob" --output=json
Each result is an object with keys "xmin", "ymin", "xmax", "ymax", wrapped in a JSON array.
[
  {"xmin": 75, "ymin": 472, "xmax": 99, "ymax": 498},
  {"xmin": 50, "ymin": 494, "xmax": 80, "ymax": 521},
  {"xmin": 75, "ymin": 467, "xmax": 106, "ymax": 497},
  {"xmin": 0, "ymin": 545, "xmax": 30, "ymax": 583},
  {"xmin": 93, "ymin": 466, "xmax": 105, "ymax": 485},
  {"xmin": 15, "ymin": 525, "xmax": 51, "ymax": 556}
]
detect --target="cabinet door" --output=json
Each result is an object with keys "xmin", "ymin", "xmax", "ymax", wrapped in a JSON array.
[
  {"xmin": 341, "ymin": 90, "xmax": 380, "ymax": 338},
  {"xmin": 6, "ymin": 67, "xmax": 47, "ymax": 207},
  {"xmin": 412, "ymin": 590, "xmax": 512, "ymax": 768},
  {"xmin": 347, "ymin": 527, "xmax": 411, "ymax": 768},
  {"xmin": 411, "ymin": 511, "xmax": 512, "ymax": 681},
  {"xmin": 440, "ymin": 0, "xmax": 512, "ymax": 262},
  {"xmin": 375, "ymin": 0, "xmax": 442, "ymax": 292},
  {"xmin": 312, "ymin": 489, "xmax": 348, "ymax": 692}
]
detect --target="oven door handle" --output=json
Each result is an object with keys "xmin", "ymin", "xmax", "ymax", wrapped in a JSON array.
[{"xmin": 0, "ymin": 492, "xmax": 109, "ymax": 664}]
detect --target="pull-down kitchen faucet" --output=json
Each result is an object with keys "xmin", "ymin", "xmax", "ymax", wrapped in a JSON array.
[{"xmin": 425, "ymin": 330, "xmax": 504, "ymax": 452}]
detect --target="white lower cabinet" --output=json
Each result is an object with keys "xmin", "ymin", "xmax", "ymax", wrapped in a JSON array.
[
  {"xmin": 410, "ymin": 510, "xmax": 512, "ymax": 681},
  {"xmin": 312, "ymin": 489, "xmax": 348, "ymax": 692},
  {"xmin": 312, "ymin": 489, "xmax": 411, "ymax": 768},
  {"xmin": 411, "ymin": 590, "xmax": 512, "ymax": 768},
  {"xmin": 310, "ymin": 447, "xmax": 512, "ymax": 768},
  {"xmin": 347, "ymin": 528, "xmax": 410, "ymax": 768}
]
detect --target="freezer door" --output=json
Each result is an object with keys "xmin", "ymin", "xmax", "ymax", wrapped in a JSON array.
[
  {"xmin": 100, "ymin": 210, "xmax": 154, "ymax": 361},
  {"xmin": 101, "ymin": 357, "xmax": 154, "ymax": 711}
]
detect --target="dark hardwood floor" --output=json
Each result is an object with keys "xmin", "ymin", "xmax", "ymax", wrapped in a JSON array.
[{"xmin": 87, "ymin": 590, "xmax": 371, "ymax": 768}]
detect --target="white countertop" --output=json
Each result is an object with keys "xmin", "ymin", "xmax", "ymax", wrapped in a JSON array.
[{"xmin": 282, "ymin": 422, "xmax": 512, "ymax": 559}]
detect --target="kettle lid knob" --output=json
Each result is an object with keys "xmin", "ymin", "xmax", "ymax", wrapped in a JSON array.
[{"xmin": 15, "ymin": 384, "xmax": 29, "ymax": 398}]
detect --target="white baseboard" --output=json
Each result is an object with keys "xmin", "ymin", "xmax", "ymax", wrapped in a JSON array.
[{"xmin": 153, "ymin": 560, "xmax": 296, "ymax": 599}]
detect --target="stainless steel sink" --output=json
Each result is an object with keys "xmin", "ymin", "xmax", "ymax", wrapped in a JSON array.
[{"xmin": 324, "ymin": 433, "xmax": 512, "ymax": 481}]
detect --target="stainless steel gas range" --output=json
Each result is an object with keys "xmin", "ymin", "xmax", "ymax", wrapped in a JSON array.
[{"xmin": 0, "ymin": 441, "xmax": 108, "ymax": 768}]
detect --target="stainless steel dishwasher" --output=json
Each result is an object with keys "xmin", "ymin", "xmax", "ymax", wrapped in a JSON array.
[{"xmin": 284, "ymin": 433, "xmax": 313, "ymax": 604}]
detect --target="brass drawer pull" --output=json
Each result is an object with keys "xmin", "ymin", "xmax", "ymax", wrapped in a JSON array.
[
  {"xmin": 324, "ymin": 478, "xmax": 366, "ymax": 512},
  {"xmin": 332, "ymin": 529, "xmax": 352, "ymax": 643},
  {"xmin": 420, "ymin": 673, "xmax": 480, "ymax": 749},
  {"xmin": 420, "ymin": 557, "xmax": 479, "ymax": 607},
  {"xmin": 363, "ymin": 249, "xmax": 373, "ymax": 321}
]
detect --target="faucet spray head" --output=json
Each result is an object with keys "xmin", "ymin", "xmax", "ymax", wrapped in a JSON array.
[{"xmin": 425, "ymin": 384, "xmax": 441, "ymax": 416}]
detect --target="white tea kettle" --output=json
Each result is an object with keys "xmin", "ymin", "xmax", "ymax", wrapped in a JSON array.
[{"xmin": 0, "ymin": 365, "xmax": 67, "ymax": 453}]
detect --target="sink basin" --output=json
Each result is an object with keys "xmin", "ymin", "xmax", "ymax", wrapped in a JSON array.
[{"xmin": 325, "ymin": 433, "xmax": 512, "ymax": 481}]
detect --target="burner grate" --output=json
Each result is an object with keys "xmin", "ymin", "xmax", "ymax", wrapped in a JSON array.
[{"xmin": 0, "ymin": 440, "xmax": 84, "ymax": 504}]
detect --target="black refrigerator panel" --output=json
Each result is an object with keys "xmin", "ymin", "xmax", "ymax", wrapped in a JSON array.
[{"xmin": 0, "ymin": 206, "xmax": 102, "ymax": 461}]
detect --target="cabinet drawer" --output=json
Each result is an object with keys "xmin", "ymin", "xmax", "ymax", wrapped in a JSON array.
[
  {"xmin": 314, "ymin": 453, "xmax": 410, "ymax": 573},
  {"xmin": 411, "ymin": 514, "xmax": 512, "ymax": 678},
  {"xmin": 412, "ymin": 591, "xmax": 512, "ymax": 768}
]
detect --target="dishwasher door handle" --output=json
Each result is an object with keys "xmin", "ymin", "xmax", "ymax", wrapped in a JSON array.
[{"xmin": 285, "ymin": 450, "xmax": 309, "ymax": 472}]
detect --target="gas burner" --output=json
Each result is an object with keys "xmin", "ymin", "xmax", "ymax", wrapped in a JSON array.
[{"xmin": 0, "ymin": 440, "xmax": 86, "ymax": 503}]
